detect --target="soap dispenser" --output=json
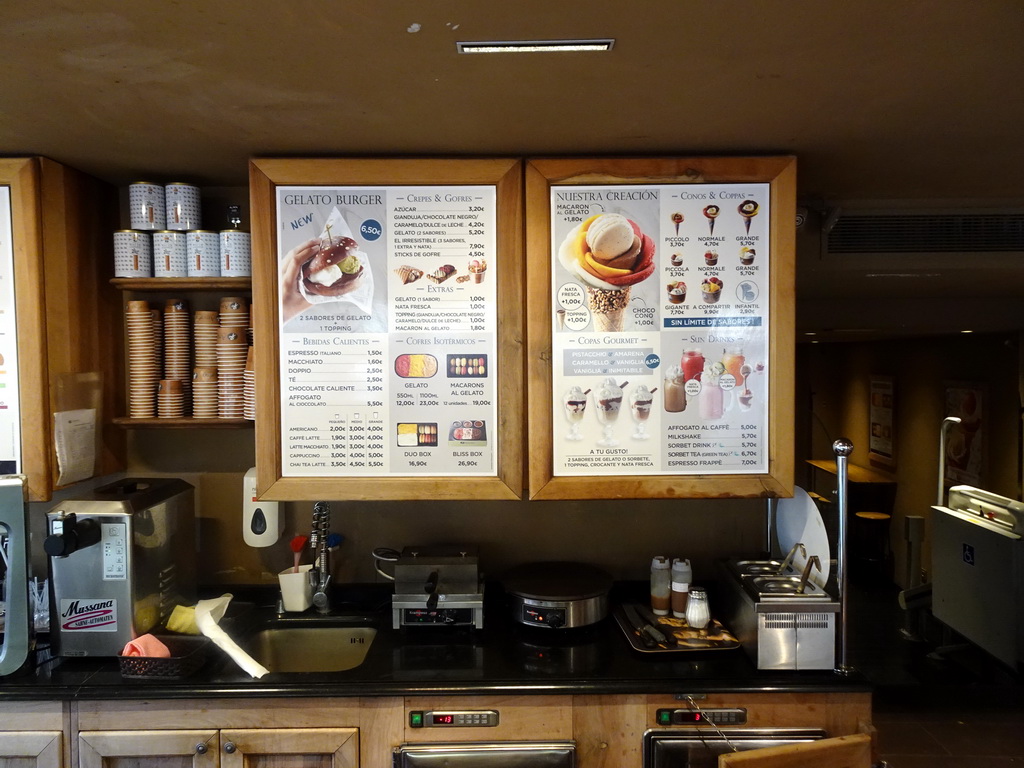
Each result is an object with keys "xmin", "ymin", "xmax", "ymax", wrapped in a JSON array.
[{"xmin": 242, "ymin": 467, "xmax": 282, "ymax": 547}]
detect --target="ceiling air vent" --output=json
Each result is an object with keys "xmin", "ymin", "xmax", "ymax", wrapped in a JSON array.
[{"xmin": 824, "ymin": 211, "xmax": 1024, "ymax": 256}]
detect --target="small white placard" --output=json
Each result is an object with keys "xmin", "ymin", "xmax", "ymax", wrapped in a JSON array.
[{"xmin": 54, "ymin": 408, "xmax": 96, "ymax": 485}]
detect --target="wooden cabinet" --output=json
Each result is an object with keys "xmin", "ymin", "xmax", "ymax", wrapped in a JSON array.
[
  {"xmin": 78, "ymin": 727, "xmax": 356, "ymax": 768},
  {"xmin": 75, "ymin": 697, "xmax": 400, "ymax": 768},
  {"xmin": 1, "ymin": 691, "xmax": 870, "ymax": 768},
  {"xmin": 0, "ymin": 157, "xmax": 125, "ymax": 501},
  {"xmin": 0, "ymin": 701, "xmax": 66, "ymax": 768}
]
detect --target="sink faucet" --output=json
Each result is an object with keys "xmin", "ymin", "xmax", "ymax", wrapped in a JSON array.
[
  {"xmin": 776, "ymin": 542, "xmax": 806, "ymax": 575},
  {"xmin": 309, "ymin": 501, "xmax": 331, "ymax": 614},
  {"xmin": 796, "ymin": 556, "xmax": 822, "ymax": 594}
]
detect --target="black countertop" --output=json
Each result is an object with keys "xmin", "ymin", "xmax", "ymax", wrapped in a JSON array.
[{"xmin": 0, "ymin": 582, "xmax": 870, "ymax": 701}]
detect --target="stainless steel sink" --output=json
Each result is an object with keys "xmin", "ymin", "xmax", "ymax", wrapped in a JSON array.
[
  {"xmin": 748, "ymin": 575, "xmax": 830, "ymax": 599},
  {"xmin": 242, "ymin": 617, "xmax": 378, "ymax": 674}
]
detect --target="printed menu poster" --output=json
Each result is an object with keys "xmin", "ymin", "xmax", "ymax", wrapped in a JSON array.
[
  {"xmin": 0, "ymin": 187, "xmax": 21, "ymax": 475},
  {"xmin": 277, "ymin": 186, "xmax": 497, "ymax": 477},
  {"xmin": 551, "ymin": 183, "xmax": 770, "ymax": 476}
]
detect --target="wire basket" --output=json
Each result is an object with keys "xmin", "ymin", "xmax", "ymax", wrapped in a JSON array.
[{"xmin": 118, "ymin": 635, "xmax": 210, "ymax": 679}]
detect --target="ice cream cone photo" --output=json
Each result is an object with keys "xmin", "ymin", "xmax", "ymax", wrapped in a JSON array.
[
  {"xmin": 557, "ymin": 212, "xmax": 656, "ymax": 332},
  {"xmin": 738, "ymin": 200, "xmax": 759, "ymax": 234},
  {"xmin": 703, "ymin": 205, "xmax": 720, "ymax": 235},
  {"xmin": 587, "ymin": 285, "xmax": 631, "ymax": 331}
]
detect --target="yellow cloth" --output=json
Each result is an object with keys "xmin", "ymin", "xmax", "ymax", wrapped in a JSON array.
[{"xmin": 166, "ymin": 605, "xmax": 200, "ymax": 635}]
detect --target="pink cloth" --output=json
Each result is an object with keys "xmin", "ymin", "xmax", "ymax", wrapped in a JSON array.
[{"xmin": 121, "ymin": 634, "xmax": 170, "ymax": 658}]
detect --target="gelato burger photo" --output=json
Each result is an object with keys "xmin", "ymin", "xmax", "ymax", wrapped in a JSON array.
[
  {"xmin": 301, "ymin": 231, "xmax": 364, "ymax": 297},
  {"xmin": 558, "ymin": 213, "xmax": 655, "ymax": 332}
]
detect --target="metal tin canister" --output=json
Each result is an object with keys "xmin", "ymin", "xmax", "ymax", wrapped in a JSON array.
[
  {"xmin": 152, "ymin": 231, "xmax": 188, "ymax": 277},
  {"xmin": 113, "ymin": 230, "xmax": 153, "ymax": 277},
  {"xmin": 219, "ymin": 230, "xmax": 251, "ymax": 277},
  {"xmin": 129, "ymin": 183, "xmax": 166, "ymax": 230},
  {"xmin": 186, "ymin": 230, "xmax": 221, "ymax": 277},
  {"xmin": 165, "ymin": 183, "xmax": 202, "ymax": 231}
]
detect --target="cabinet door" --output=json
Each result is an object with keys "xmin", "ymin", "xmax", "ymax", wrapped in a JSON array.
[
  {"xmin": 78, "ymin": 730, "xmax": 218, "ymax": 768},
  {"xmin": 0, "ymin": 731, "xmax": 62, "ymax": 768},
  {"xmin": 220, "ymin": 728, "xmax": 357, "ymax": 768},
  {"xmin": 718, "ymin": 733, "xmax": 871, "ymax": 768}
]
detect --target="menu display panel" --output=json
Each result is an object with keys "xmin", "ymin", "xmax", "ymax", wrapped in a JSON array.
[
  {"xmin": 251, "ymin": 159, "xmax": 523, "ymax": 500},
  {"xmin": 526, "ymin": 157, "xmax": 796, "ymax": 500},
  {"xmin": 0, "ymin": 186, "xmax": 21, "ymax": 475},
  {"xmin": 551, "ymin": 182, "xmax": 770, "ymax": 477}
]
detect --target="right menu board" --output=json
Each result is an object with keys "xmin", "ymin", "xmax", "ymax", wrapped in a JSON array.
[{"xmin": 527, "ymin": 157, "xmax": 795, "ymax": 499}]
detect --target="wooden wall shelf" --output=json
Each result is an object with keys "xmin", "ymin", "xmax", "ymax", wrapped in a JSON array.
[
  {"xmin": 112, "ymin": 417, "xmax": 252, "ymax": 429},
  {"xmin": 111, "ymin": 277, "xmax": 251, "ymax": 292}
]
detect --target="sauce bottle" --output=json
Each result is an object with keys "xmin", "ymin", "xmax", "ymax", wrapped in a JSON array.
[
  {"xmin": 670, "ymin": 558, "xmax": 692, "ymax": 618},
  {"xmin": 650, "ymin": 556, "xmax": 671, "ymax": 615}
]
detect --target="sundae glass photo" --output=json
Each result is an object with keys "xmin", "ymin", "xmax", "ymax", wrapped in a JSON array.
[
  {"xmin": 563, "ymin": 386, "xmax": 589, "ymax": 441},
  {"xmin": 594, "ymin": 377, "xmax": 626, "ymax": 446},
  {"xmin": 699, "ymin": 362, "xmax": 725, "ymax": 421},
  {"xmin": 737, "ymin": 363, "xmax": 754, "ymax": 411},
  {"xmin": 630, "ymin": 384, "xmax": 656, "ymax": 440}
]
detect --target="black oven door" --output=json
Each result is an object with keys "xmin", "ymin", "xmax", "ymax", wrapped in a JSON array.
[
  {"xmin": 644, "ymin": 728, "xmax": 826, "ymax": 767},
  {"xmin": 394, "ymin": 741, "xmax": 575, "ymax": 768}
]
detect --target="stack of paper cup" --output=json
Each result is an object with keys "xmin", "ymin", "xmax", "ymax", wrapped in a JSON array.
[
  {"xmin": 192, "ymin": 367, "xmax": 218, "ymax": 418},
  {"xmin": 217, "ymin": 326, "xmax": 248, "ymax": 418},
  {"xmin": 243, "ymin": 346, "xmax": 256, "ymax": 421},
  {"xmin": 194, "ymin": 311, "xmax": 219, "ymax": 368},
  {"xmin": 219, "ymin": 296, "xmax": 249, "ymax": 330},
  {"xmin": 126, "ymin": 301, "xmax": 158, "ymax": 418},
  {"xmin": 150, "ymin": 308, "xmax": 163, "ymax": 370},
  {"xmin": 157, "ymin": 379, "xmax": 184, "ymax": 418},
  {"xmin": 163, "ymin": 299, "xmax": 191, "ymax": 413}
]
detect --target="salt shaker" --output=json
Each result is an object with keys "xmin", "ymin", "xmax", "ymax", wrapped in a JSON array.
[
  {"xmin": 685, "ymin": 587, "xmax": 710, "ymax": 630},
  {"xmin": 670, "ymin": 558, "xmax": 692, "ymax": 618},
  {"xmin": 650, "ymin": 556, "xmax": 671, "ymax": 615}
]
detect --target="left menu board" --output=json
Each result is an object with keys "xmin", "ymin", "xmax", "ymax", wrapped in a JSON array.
[{"xmin": 251, "ymin": 159, "xmax": 523, "ymax": 501}]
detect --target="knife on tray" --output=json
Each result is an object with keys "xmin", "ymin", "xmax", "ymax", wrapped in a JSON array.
[
  {"xmin": 622, "ymin": 603, "xmax": 670, "ymax": 648},
  {"xmin": 634, "ymin": 603, "xmax": 677, "ymax": 647}
]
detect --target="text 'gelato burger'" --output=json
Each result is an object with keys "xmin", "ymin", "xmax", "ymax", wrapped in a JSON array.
[
  {"xmin": 558, "ymin": 213, "xmax": 655, "ymax": 331},
  {"xmin": 301, "ymin": 231, "xmax": 364, "ymax": 297}
]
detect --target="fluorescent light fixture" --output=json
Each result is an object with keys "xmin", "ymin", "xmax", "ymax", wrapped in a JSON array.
[{"xmin": 457, "ymin": 39, "xmax": 614, "ymax": 54}]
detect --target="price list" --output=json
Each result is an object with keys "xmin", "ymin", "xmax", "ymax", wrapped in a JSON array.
[
  {"xmin": 549, "ymin": 182, "xmax": 771, "ymax": 477},
  {"xmin": 281, "ymin": 335, "xmax": 389, "ymax": 475},
  {"xmin": 277, "ymin": 184, "xmax": 498, "ymax": 478}
]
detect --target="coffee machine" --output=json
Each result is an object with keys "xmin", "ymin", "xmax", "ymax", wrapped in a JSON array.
[{"xmin": 46, "ymin": 478, "xmax": 195, "ymax": 657}]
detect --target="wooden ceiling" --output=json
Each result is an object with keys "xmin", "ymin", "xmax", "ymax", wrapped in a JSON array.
[
  {"xmin": 2, "ymin": 1, "xmax": 1022, "ymax": 202},
  {"xmin": 3, "ymin": 1, "xmax": 1023, "ymax": 337}
]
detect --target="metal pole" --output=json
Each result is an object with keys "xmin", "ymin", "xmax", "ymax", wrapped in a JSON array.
[{"xmin": 832, "ymin": 437, "xmax": 854, "ymax": 675}]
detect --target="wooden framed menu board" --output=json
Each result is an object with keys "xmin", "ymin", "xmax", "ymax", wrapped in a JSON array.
[
  {"xmin": 250, "ymin": 158, "xmax": 523, "ymax": 500},
  {"xmin": 526, "ymin": 156, "xmax": 796, "ymax": 500}
]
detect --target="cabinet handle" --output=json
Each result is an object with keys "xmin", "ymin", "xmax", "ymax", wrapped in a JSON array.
[
  {"xmin": 224, "ymin": 742, "xmax": 237, "ymax": 754},
  {"xmin": 195, "ymin": 743, "xmax": 208, "ymax": 755}
]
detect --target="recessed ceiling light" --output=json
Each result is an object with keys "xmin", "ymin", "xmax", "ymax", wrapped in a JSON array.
[
  {"xmin": 961, "ymin": 329, "xmax": 974, "ymax": 334},
  {"xmin": 457, "ymin": 39, "xmax": 615, "ymax": 54}
]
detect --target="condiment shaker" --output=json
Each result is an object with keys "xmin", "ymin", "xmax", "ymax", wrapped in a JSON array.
[
  {"xmin": 670, "ymin": 558, "xmax": 692, "ymax": 618},
  {"xmin": 650, "ymin": 556, "xmax": 670, "ymax": 615}
]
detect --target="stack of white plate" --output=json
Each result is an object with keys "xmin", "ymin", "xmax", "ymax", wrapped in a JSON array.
[
  {"xmin": 243, "ymin": 346, "xmax": 255, "ymax": 420},
  {"xmin": 217, "ymin": 326, "xmax": 248, "ymax": 418},
  {"xmin": 126, "ymin": 300, "xmax": 157, "ymax": 418},
  {"xmin": 192, "ymin": 366, "xmax": 218, "ymax": 418},
  {"xmin": 163, "ymin": 299, "xmax": 191, "ymax": 413}
]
